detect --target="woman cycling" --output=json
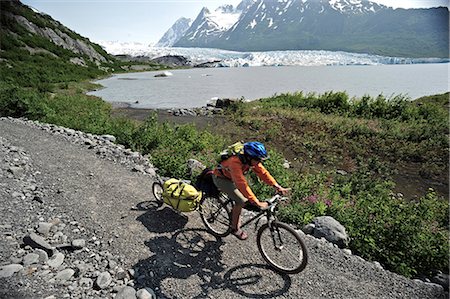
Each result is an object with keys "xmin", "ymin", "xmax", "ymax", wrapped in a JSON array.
[{"xmin": 212, "ymin": 142, "xmax": 290, "ymax": 240}]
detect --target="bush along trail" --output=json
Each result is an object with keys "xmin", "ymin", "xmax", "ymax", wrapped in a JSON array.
[{"xmin": 0, "ymin": 117, "xmax": 447, "ymax": 299}]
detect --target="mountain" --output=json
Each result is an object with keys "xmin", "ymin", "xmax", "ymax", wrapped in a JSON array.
[
  {"xmin": 1, "ymin": 0, "xmax": 112, "ymax": 65},
  {"xmin": 155, "ymin": 17, "xmax": 192, "ymax": 47},
  {"xmin": 171, "ymin": 0, "xmax": 449, "ymax": 58},
  {"xmin": 0, "ymin": 0, "xmax": 123, "ymax": 90},
  {"xmin": 174, "ymin": 3, "xmax": 252, "ymax": 48}
]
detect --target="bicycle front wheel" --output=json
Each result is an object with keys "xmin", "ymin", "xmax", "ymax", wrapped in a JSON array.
[
  {"xmin": 199, "ymin": 196, "xmax": 232, "ymax": 238},
  {"xmin": 257, "ymin": 221, "xmax": 308, "ymax": 274},
  {"xmin": 152, "ymin": 182, "xmax": 164, "ymax": 205}
]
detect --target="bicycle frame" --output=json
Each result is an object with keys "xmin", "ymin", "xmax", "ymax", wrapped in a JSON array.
[{"xmin": 223, "ymin": 196, "xmax": 279, "ymax": 231}]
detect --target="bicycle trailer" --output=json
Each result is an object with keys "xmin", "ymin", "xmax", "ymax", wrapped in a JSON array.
[{"xmin": 162, "ymin": 178, "xmax": 202, "ymax": 212}]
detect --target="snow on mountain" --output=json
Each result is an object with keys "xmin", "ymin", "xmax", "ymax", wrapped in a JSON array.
[
  {"xmin": 174, "ymin": 3, "xmax": 249, "ymax": 47},
  {"xmin": 208, "ymin": 5, "xmax": 242, "ymax": 30},
  {"xmin": 328, "ymin": 0, "xmax": 386, "ymax": 14},
  {"xmin": 155, "ymin": 17, "xmax": 192, "ymax": 47}
]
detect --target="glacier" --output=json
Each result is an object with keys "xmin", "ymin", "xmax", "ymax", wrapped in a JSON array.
[{"xmin": 97, "ymin": 42, "xmax": 449, "ymax": 67}]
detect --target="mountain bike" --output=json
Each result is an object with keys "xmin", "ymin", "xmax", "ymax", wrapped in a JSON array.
[{"xmin": 199, "ymin": 193, "xmax": 308, "ymax": 274}]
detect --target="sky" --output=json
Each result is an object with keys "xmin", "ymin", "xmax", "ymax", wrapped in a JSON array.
[{"xmin": 20, "ymin": 0, "xmax": 449, "ymax": 45}]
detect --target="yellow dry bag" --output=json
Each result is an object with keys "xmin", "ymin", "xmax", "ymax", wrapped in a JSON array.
[{"xmin": 162, "ymin": 179, "xmax": 202, "ymax": 212}]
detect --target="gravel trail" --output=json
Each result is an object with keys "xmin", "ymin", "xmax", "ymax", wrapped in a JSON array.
[{"xmin": 0, "ymin": 117, "xmax": 445, "ymax": 299}]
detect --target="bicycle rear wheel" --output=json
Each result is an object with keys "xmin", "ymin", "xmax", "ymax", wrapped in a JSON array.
[
  {"xmin": 257, "ymin": 221, "xmax": 308, "ymax": 274},
  {"xmin": 199, "ymin": 196, "xmax": 232, "ymax": 238},
  {"xmin": 152, "ymin": 182, "xmax": 164, "ymax": 205}
]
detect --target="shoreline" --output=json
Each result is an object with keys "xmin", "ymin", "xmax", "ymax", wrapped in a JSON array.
[{"xmin": 110, "ymin": 104, "xmax": 228, "ymax": 130}]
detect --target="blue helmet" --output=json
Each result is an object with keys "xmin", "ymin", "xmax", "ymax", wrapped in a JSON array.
[{"xmin": 244, "ymin": 142, "xmax": 268, "ymax": 160}]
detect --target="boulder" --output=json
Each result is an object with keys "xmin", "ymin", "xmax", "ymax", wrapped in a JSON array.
[
  {"xmin": 187, "ymin": 159, "xmax": 206, "ymax": 176},
  {"xmin": 308, "ymin": 216, "xmax": 349, "ymax": 248},
  {"xmin": 431, "ymin": 273, "xmax": 449, "ymax": 291},
  {"xmin": 154, "ymin": 71, "xmax": 173, "ymax": 77}
]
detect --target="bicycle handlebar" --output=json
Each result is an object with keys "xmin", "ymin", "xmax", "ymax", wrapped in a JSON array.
[{"xmin": 263, "ymin": 194, "xmax": 289, "ymax": 211}]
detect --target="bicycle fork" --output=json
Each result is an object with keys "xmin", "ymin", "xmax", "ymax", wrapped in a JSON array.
[{"xmin": 265, "ymin": 216, "xmax": 284, "ymax": 251}]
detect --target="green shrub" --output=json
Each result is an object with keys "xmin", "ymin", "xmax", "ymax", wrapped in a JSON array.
[
  {"xmin": 278, "ymin": 160, "xmax": 449, "ymax": 278},
  {"xmin": 0, "ymin": 83, "xmax": 49, "ymax": 119},
  {"xmin": 119, "ymin": 115, "xmax": 226, "ymax": 178}
]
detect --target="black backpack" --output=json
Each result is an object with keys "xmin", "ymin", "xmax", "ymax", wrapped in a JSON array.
[{"xmin": 195, "ymin": 168, "xmax": 220, "ymax": 197}]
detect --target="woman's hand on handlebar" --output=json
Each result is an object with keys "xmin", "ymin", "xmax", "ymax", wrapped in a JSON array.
[
  {"xmin": 275, "ymin": 185, "xmax": 291, "ymax": 195},
  {"xmin": 258, "ymin": 201, "xmax": 269, "ymax": 210}
]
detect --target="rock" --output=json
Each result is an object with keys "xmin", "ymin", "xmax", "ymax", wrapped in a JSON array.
[
  {"xmin": 373, "ymin": 261, "xmax": 384, "ymax": 270},
  {"xmin": 79, "ymin": 277, "xmax": 93, "ymax": 288},
  {"xmin": 115, "ymin": 286, "xmax": 137, "ymax": 299},
  {"xmin": 55, "ymin": 268, "xmax": 75, "ymax": 282},
  {"xmin": 47, "ymin": 252, "xmax": 65, "ymax": 269},
  {"xmin": 37, "ymin": 222, "xmax": 53, "ymax": 235},
  {"xmin": 23, "ymin": 233, "xmax": 54, "ymax": 255},
  {"xmin": 336, "ymin": 169, "xmax": 348, "ymax": 175},
  {"xmin": 11, "ymin": 191, "xmax": 24, "ymax": 199},
  {"xmin": 187, "ymin": 159, "xmax": 206, "ymax": 176},
  {"xmin": 311, "ymin": 216, "xmax": 349, "ymax": 248},
  {"xmin": 35, "ymin": 249, "xmax": 49, "ymax": 263},
  {"xmin": 96, "ymin": 271, "xmax": 112, "ymax": 289},
  {"xmin": 154, "ymin": 71, "xmax": 173, "ymax": 77},
  {"xmin": 101, "ymin": 134, "xmax": 116, "ymax": 143},
  {"xmin": 342, "ymin": 249, "xmax": 352, "ymax": 255},
  {"xmin": 10, "ymin": 256, "xmax": 22, "ymax": 264},
  {"xmin": 302, "ymin": 223, "xmax": 315, "ymax": 235},
  {"xmin": 23, "ymin": 253, "xmax": 40, "ymax": 266},
  {"xmin": 116, "ymin": 268, "xmax": 128, "ymax": 280},
  {"xmin": 71, "ymin": 239, "xmax": 86, "ymax": 249},
  {"xmin": 145, "ymin": 168, "xmax": 157, "ymax": 177},
  {"xmin": 431, "ymin": 273, "xmax": 449, "ymax": 291},
  {"xmin": 132, "ymin": 165, "xmax": 145, "ymax": 173},
  {"xmin": 214, "ymin": 98, "xmax": 241, "ymax": 109},
  {"xmin": 136, "ymin": 288, "xmax": 156, "ymax": 299},
  {"xmin": 8, "ymin": 166, "xmax": 25, "ymax": 177},
  {"xmin": 0, "ymin": 264, "xmax": 23, "ymax": 278}
]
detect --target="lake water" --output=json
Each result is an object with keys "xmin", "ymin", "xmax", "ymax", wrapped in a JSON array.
[{"xmin": 89, "ymin": 63, "xmax": 449, "ymax": 109}]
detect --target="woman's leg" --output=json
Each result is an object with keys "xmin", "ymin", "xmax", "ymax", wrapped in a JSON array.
[
  {"xmin": 212, "ymin": 175, "xmax": 248, "ymax": 238},
  {"xmin": 231, "ymin": 203, "xmax": 244, "ymax": 231}
]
